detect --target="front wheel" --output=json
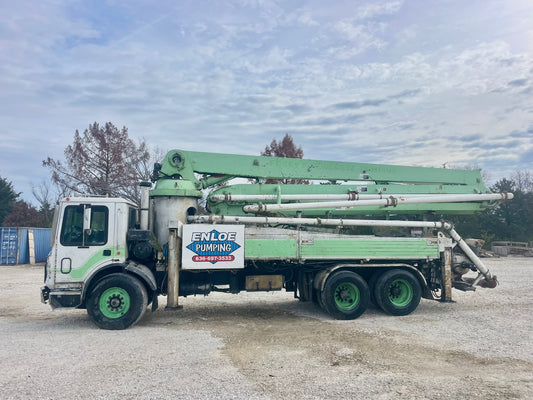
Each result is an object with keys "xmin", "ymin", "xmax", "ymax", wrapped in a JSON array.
[
  {"xmin": 87, "ymin": 273, "xmax": 148, "ymax": 330},
  {"xmin": 321, "ymin": 271, "xmax": 370, "ymax": 320},
  {"xmin": 374, "ymin": 269, "xmax": 421, "ymax": 316}
]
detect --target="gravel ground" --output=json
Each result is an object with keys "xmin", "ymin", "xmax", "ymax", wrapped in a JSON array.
[{"xmin": 1, "ymin": 257, "xmax": 532, "ymax": 399}]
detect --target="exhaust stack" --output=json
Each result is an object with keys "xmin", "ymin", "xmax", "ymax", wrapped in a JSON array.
[{"xmin": 139, "ymin": 181, "xmax": 152, "ymax": 231}]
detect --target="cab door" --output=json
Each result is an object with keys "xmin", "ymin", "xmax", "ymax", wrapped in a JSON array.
[{"xmin": 53, "ymin": 202, "xmax": 115, "ymax": 285}]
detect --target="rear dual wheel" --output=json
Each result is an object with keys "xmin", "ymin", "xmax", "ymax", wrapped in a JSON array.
[
  {"xmin": 374, "ymin": 269, "xmax": 421, "ymax": 316},
  {"xmin": 321, "ymin": 271, "xmax": 370, "ymax": 320}
]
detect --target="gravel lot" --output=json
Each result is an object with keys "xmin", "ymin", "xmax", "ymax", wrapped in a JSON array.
[{"xmin": 1, "ymin": 257, "xmax": 532, "ymax": 399}]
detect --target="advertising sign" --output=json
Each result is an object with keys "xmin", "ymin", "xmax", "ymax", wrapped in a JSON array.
[{"xmin": 182, "ymin": 224, "xmax": 245, "ymax": 270}]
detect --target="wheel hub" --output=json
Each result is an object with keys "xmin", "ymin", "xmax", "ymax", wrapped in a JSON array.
[
  {"xmin": 387, "ymin": 279, "xmax": 413, "ymax": 307},
  {"xmin": 108, "ymin": 294, "xmax": 124, "ymax": 311},
  {"xmin": 339, "ymin": 289, "xmax": 351, "ymax": 301},
  {"xmin": 334, "ymin": 283, "xmax": 359, "ymax": 310},
  {"xmin": 99, "ymin": 287, "xmax": 131, "ymax": 319},
  {"xmin": 390, "ymin": 285, "xmax": 401, "ymax": 298}
]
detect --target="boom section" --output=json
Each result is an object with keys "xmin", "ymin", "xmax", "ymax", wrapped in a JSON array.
[
  {"xmin": 157, "ymin": 149, "xmax": 487, "ymax": 190},
  {"xmin": 153, "ymin": 149, "xmax": 495, "ymax": 217}
]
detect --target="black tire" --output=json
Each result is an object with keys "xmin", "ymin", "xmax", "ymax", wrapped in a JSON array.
[
  {"xmin": 312, "ymin": 288, "xmax": 326, "ymax": 310},
  {"xmin": 367, "ymin": 271, "xmax": 380, "ymax": 305},
  {"xmin": 374, "ymin": 269, "xmax": 421, "ymax": 316},
  {"xmin": 321, "ymin": 271, "xmax": 370, "ymax": 320},
  {"xmin": 87, "ymin": 273, "xmax": 148, "ymax": 330}
]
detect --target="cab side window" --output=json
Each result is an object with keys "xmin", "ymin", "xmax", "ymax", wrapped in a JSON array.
[{"xmin": 60, "ymin": 205, "xmax": 109, "ymax": 246}]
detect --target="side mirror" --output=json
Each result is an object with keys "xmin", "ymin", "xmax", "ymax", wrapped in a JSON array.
[{"xmin": 83, "ymin": 206, "xmax": 92, "ymax": 235}]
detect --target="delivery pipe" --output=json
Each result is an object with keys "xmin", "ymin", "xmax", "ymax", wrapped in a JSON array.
[
  {"xmin": 189, "ymin": 214, "xmax": 444, "ymax": 229},
  {"xmin": 443, "ymin": 222, "xmax": 497, "ymax": 287},
  {"xmin": 242, "ymin": 193, "xmax": 513, "ymax": 213}
]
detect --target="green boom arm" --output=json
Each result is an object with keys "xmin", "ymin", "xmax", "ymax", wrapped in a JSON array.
[
  {"xmin": 157, "ymin": 149, "xmax": 486, "ymax": 188},
  {"xmin": 154, "ymin": 149, "xmax": 492, "ymax": 217}
]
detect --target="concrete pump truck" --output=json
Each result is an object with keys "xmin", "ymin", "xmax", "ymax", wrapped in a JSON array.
[{"xmin": 41, "ymin": 149, "xmax": 512, "ymax": 329}]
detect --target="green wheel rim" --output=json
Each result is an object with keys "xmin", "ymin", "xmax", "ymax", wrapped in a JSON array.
[
  {"xmin": 388, "ymin": 278, "xmax": 413, "ymax": 307},
  {"xmin": 334, "ymin": 282, "xmax": 360, "ymax": 310},
  {"xmin": 99, "ymin": 287, "xmax": 130, "ymax": 319}
]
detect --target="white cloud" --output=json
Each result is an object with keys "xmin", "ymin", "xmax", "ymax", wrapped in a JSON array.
[
  {"xmin": 348, "ymin": 41, "xmax": 533, "ymax": 97},
  {"xmin": 354, "ymin": 1, "xmax": 404, "ymax": 20}
]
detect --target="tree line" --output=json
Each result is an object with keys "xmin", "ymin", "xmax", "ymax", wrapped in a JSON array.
[
  {"xmin": 1, "ymin": 125, "xmax": 531, "ymax": 247},
  {"xmin": 448, "ymin": 174, "xmax": 533, "ymax": 244}
]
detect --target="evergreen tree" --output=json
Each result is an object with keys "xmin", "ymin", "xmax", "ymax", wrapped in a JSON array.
[{"xmin": 0, "ymin": 177, "xmax": 19, "ymax": 225}]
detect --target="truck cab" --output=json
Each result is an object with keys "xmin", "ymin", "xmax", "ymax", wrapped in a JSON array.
[{"xmin": 42, "ymin": 197, "xmax": 138, "ymax": 309}]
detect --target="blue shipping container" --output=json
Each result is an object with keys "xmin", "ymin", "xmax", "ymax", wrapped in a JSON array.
[
  {"xmin": 32, "ymin": 228, "xmax": 52, "ymax": 263},
  {"xmin": 0, "ymin": 227, "xmax": 52, "ymax": 265},
  {"xmin": 18, "ymin": 228, "xmax": 28, "ymax": 263},
  {"xmin": 1, "ymin": 227, "xmax": 18, "ymax": 265}
]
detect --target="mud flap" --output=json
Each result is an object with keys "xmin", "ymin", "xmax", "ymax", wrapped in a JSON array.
[{"xmin": 151, "ymin": 292, "xmax": 159, "ymax": 311}]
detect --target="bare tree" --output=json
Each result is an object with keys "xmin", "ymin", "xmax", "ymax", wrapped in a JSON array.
[
  {"xmin": 32, "ymin": 180, "xmax": 57, "ymax": 227},
  {"xmin": 511, "ymin": 170, "xmax": 533, "ymax": 193},
  {"xmin": 43, "ymin": 122, "xmax": 150, "ymax": 204}
]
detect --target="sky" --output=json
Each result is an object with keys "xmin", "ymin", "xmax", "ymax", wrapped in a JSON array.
[{"xmin": 1, "ymin": 0, "xmax": 533, "ymax": 204}]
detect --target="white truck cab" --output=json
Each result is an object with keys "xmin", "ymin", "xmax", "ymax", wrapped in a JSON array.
[{"xmin": 42, "ymin": 197, "xmax": 138, "ymax": 309}]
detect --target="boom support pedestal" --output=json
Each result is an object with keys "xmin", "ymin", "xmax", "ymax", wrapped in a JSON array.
[{"xmin": 166, "ymin": 225, "xmax": 183, "ymax": 310}]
